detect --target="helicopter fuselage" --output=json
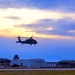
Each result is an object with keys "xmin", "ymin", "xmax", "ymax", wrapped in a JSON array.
[{"xmin": 16, "ymin": 36, "xmax": 37, "ymax": 45}]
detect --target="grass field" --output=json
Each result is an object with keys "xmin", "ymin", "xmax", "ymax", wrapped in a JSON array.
[{"xmin": 0, "ymin": 70, "xmax": 75, "ymax": 75}]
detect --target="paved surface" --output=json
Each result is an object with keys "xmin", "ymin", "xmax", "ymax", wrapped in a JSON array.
[{"xmin": 0, "ymin": 68, "xmax": 75, "ymax": 71}]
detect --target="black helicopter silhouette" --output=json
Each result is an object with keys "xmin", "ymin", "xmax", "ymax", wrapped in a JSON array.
[{"xmin": 16, "ymin": 36, "xmax": 38, "ymax": 45}]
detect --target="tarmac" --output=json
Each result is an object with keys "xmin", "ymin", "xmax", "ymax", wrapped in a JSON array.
[{"xmin": 0, "ymin": 68, "xmax": 75, "ymax": 71}]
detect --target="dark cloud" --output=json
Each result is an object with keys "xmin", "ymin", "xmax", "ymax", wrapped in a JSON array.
[
  {"xmin": 15, "ymin": 19, "xmax": 54, "ymax": 28},
  {"xmin": 14, "ymin": 18, "xmax": 75, "ymax": 36},
  {"xmin": 4, "ymin": 16, "xmax": 21, "ymax": 20},
  {"xmin": 45, "ymin": 19, "xmax": 75, "ymax": 36},
  {"xmin": 54, "ymin": 19, "xmax": 75, "ymax": 31}
]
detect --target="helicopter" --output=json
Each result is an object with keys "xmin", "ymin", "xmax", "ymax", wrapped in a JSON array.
[{"xmin": 16, "ymin": 36, "xmax": 38, "ymax": 45}]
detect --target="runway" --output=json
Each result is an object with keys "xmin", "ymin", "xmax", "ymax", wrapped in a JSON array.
[{"xmin": 0, "ymin": 68, "xmax": 75, "ymax": 71}]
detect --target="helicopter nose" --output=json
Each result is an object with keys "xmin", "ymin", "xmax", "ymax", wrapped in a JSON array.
[
  {"xmin": 36, "ymin": 41, "xmax": 38, "ymax": 44},
  {"xmin": 34, "ymin": 41, "xmax": 37, "ymax": 45}
]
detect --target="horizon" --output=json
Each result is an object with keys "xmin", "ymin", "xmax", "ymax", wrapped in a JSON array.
[{"xmin": 0, "ymin": 0, "xmax": 75, "ymax": 62}]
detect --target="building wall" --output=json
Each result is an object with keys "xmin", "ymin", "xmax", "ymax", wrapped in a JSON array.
[
  {"xmin": 10, "ymin": 59, "xmax": 46, "ymax": 68},
  {"xmin": 58, "ymin": 60, "xmax": 75, "ymax": 68},
  {"xmin": 46, "ymin": 62, "xmax": 58, "ymax": 68},
  {"xmin": 0, "ymin": 58, "xmax": 10, "ymax": 68}
]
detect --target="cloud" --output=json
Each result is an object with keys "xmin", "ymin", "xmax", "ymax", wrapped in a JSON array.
[
  {"xmin": 35, "ymin": 33, "xmax": 75, "ymax": 40},
  {"xmin": 0, "ymin": 0, "xmax": 75, "ymax": 12},
  {"xmin": 69, "ymin": 30, "xmax": 75, "ymax": 33},
  {"xmin": 0, "ymin": 8, "xmax": 75, "ymax": 40},
  {"xmin": 0, "ymin": 28, "xmax": 75, "ymax": 41},
  {"xmin": 53, "ymin": 19, "xmax": 75, "ymax": 36},
  {"xmin": 68, "ymin": 30, "xmax": 75, "ymax": 35},
  {"xmin": 0, "ymin": 8, "xmax": 64, "ymax": 26},
  {"xmin": 0, "ymin": 8, "xmax": 75, "ymax": 26},
  {"xmin": 4, "ymin": 16, "xmax": 21, "ymax": 20},
  {"xmin": 14, "ymin": 18, "xmax": 75, "ymax": 36},
  {"xmin": 14, "ymin": 19, "xmax": 54, "ymax": 31}
]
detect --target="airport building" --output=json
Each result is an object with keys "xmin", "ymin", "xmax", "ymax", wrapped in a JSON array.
[
  {"xmin": 0, "ymin": 58, "xmax": 10, "ymax": 68},
  {"xmin": 0, "ymin": 55, "xmax": 75, "ymax": 68},
  {"xmin": 46, "ymin": 62, "xmax": 58, "ymax": 68},
  {"xmin": 10, "ymin": 55, "xmax": 46, "ymax": 68},
  {"xmin": 58, "ymin": 60, "xmax": 75, "ymax": 68}
]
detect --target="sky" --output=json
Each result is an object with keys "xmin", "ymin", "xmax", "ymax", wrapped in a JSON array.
[{"xmin": 0, "ymin": 0, "xmax": 75, "ymax": 61}]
